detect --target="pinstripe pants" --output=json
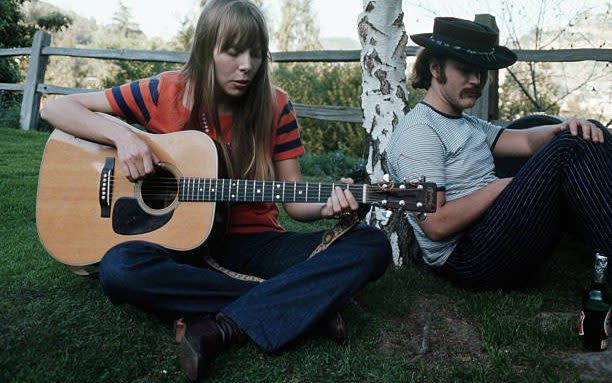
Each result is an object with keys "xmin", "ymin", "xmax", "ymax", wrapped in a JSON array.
[{"xmin": 440, "ymin": 129, "xmax": 612, "ymax": 289}]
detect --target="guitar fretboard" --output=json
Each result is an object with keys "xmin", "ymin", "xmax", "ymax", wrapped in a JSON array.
[{"xmin": 178, "ymin": 178, "xmax": 367, "ymax": 203}]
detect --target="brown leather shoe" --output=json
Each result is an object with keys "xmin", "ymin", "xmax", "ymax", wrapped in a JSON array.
[
  {"xmin": 178, "ymin": 314, "xmax": 246, "ymax": 381},
  {"xmin": 319, "ymin": 312, "xmax": 347, "ymax": 344}
]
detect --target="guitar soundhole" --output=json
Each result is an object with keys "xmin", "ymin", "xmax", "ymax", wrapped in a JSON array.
[{"xmin": 140, "ymin": 168, "xmax": 178, "ymax": 210}]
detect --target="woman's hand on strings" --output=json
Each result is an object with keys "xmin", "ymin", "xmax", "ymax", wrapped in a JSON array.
[
  {"xmin": 114, "ymin": 133, "xmax": 160, "ymax": 182},
  {"xmin": 320, "ymin": 177, "xmax": 360, "ymax": 219}
]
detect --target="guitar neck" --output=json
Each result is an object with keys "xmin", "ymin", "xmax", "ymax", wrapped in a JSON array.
[{"xmin": 179, "ymin": 178, "xmax": 367, "ymax": 204}]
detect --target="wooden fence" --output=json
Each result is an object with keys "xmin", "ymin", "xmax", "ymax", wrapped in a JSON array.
[{"xmin": 1, "ymin": 14, "xmax": 611, "ymax": 131}]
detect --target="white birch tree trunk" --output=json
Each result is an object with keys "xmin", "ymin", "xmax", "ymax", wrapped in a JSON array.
[{"xmin": 358, "ymin": 0, "xmax": 416, "ymax": 266}]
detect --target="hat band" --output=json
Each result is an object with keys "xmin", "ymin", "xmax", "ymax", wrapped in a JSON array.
[{"xmin": 430, "ymin": 36, "xmax": 496, "ymax": 56}]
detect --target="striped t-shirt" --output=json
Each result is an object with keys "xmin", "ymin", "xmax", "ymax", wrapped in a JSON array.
[
  {"xmin": 387, "ymin": 102, "xmax": 504, "ymax": 266},
  {"xmin": 104, "ymin": 71, "xmax": 305, "ymax": 234}
]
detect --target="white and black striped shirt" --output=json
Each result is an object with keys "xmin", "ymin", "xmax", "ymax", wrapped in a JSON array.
[{"xmin": 387, "ymin": 102, "xmax": 504, "ymax": 266}]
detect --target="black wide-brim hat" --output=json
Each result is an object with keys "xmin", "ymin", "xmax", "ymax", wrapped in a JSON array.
[{"xmin": 410, "ymin": 17, "xmax": 517, "ymax": 70}]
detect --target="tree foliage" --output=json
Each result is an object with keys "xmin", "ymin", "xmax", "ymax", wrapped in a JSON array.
[
  {"xmin": 497, "ymin": 1, "xmax": 609, "ymax": 122},
  {"xmin": 100, "ymin": 3, "xmax": 180, "ymax": 87},
  {"xmin": 499, "ymin": 62, "xmax": 561, "ymax": 120},
  {"xmin": 0, "ymin": 0, "xmax": 71, "ymax": 129},
  {"xmin": 0, "ymin": 0, "xmax": 32, "ymax": 86},
  {"xmin": 275, "ymin": 0, "xmax": 321, "ymax": 51}
]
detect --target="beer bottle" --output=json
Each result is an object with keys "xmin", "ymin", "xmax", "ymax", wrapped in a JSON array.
[{"xmin": 578, "ymin": 253, "xmax": 611, "ymax": 351}]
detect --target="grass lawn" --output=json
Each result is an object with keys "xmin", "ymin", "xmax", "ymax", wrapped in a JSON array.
[{"xmin": 0, "ymin": 127, "xmax": 598, "ymax": 382}]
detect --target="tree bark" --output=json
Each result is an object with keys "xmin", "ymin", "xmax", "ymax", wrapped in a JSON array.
[{"xmin": 358, "ymin": 0, "xmax": 416, "ymax": 266}]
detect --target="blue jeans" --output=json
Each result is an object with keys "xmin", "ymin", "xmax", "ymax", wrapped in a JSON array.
[{"xmin": 98, "ymin": 224, "xmax": 391, "ymax": 351}]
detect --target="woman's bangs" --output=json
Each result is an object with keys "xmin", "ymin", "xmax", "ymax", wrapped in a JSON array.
[{"xmin": 218, "ymin": 7, "xmax": 267, "ymax": 55}]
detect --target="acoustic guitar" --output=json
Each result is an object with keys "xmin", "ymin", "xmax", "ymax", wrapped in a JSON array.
[{"xmin": 36, "ymin": 129, "xmax": 436, "ymax": 267}]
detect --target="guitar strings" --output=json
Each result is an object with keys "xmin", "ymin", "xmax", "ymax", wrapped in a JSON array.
[{"xmin": 103, "ymin": 175, "xmax": 414, "ymax": 192}]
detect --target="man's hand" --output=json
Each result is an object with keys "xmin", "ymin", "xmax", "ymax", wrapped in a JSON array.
[{"xmin": 553, "ymin": 118, "xmax": 605, "ymax": 143}]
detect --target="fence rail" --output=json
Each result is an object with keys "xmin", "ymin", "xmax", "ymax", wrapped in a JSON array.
[
  {"xmin": 2, "ymin": 46, "xmax": 610, "ymax": 64},
  {"xmin": 1, "ymin": 18, "xmax": 611, "ymax": 130}
]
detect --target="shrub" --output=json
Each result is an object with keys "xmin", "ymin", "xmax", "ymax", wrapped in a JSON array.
[{"xmin": 299, "ymin": 151, "xmax": 366, "ymax": 181}]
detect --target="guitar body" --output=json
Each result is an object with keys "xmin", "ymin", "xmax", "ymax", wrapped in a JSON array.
[{"xmin": 36, "ymin": 129, "xmax": 219, "ymax": 266}]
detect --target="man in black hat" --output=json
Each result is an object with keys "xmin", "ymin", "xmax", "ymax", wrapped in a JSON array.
[{"xmin": 387, "ymin": 17, "xmax": 611, "ymax": 289}]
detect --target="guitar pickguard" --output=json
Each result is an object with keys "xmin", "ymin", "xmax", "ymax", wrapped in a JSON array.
[{"xmin": 112, "ymin": 197, "xmax": 174, "ymax": 235}]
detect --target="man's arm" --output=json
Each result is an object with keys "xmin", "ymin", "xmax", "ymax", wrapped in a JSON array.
[
  {"xmin": 415, "ymin": 178, "xmax": 512, "ymax": 241},
  {"xmin": 493, "ymin": 118, "xmax": 604, "ymax": 157}
]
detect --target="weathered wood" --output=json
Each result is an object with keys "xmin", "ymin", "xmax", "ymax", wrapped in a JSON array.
[
  {"xmin": 36, "ymin": 84, "xmax": 99, "ymax": 95},
  {"xmin": 0, "ymin": 83, "xmax": 25, "ymax": 91},
  {"xmin": 25, "ymin": 45, "xmax": 612, "ymax": 65},
  {"xmin": 42, "ymin": 47, "xmax": 189, "ymax": 63},
  {"xmin": 466, "ymin": 14, "xmax": 499, "ymax": 121},
  {"xmin": 293, "ymin": 103, "xmax": 361, "ymax": 123},
  {"xmin": 515, "ymin": 48, "xmax": 612, "ymax": 63},
  {"xmin": 0, "ymin": 47, "xmax": 31, "ymax": 57},
  {"xmin": 20, "ymin": 30, "xmax": 51, "ymax": 131}
]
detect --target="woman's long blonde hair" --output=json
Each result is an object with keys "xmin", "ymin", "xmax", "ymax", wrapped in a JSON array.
[{"xmin": 181, "ymin": 0, "xmax": 276, "ymax": 180}]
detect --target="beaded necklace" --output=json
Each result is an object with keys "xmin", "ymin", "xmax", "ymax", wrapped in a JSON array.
[
  {"xmin": 201, "ymin": 112, "xmax": 211, "ymax": 134},
  {"xmin": 202, "ymin": 112, "xmax": 231, "ymax": 147}
]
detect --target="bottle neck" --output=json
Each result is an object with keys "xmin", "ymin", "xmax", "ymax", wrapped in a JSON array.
[{"xmin": 593, "ymin": 253, "xmax": 608, "ymax": 284}]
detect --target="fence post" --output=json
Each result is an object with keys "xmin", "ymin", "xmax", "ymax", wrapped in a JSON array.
[
  {"xmin": 467, "ymin": 14, "xmax": 499, "ymax": 121},
  {"xmin": 20, "ymin": 30, "xmax": 51, "ymax": 131}
]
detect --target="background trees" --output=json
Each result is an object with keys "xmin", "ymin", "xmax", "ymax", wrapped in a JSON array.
[
  {"xmin": 3, "ymin": 1, "xmax": 609, "ymax": 145},
  {"xmin": 0, "ymin": 0, "xmax": 70, "ymax": 127}
]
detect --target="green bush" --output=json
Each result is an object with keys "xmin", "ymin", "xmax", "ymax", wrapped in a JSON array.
[
  {"xmin": 299, "ymin": 151, "xmax": 366, "ymax": 181},
  {"xmin": 0, "ymin": 98, "xmax": 20, "ymax": 129},
  {"xmin": 273, "ymin": 63, "xmax": 365, "ymax": 157}
]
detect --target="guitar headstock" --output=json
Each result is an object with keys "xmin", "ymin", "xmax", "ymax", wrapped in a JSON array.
[{"xmin": 367, "ymin": 176, "xmax": 437, "ymax": 212}]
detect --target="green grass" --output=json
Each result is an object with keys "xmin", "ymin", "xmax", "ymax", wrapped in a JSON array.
[{"xmin": 0, "ymin": 127, "xmax": 595, "ymax": 382}]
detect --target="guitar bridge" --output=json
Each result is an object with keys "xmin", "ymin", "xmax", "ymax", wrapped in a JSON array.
[{"xmin": 99, "ymin": 157, "xmax": 114, "ymax": 217}]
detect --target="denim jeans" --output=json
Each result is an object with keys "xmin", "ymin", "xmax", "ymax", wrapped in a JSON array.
[{"xmin": 98, "ymin": 224, "xmax": 391, "ymax": 351}]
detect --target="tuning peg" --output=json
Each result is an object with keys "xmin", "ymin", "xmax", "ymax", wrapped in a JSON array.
[{"xmin": 417, "ymin": 212, "xmax": 427, "ymax": 221}]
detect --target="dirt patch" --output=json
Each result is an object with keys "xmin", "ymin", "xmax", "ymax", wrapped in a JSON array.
[
  {"xmin": 567, "ymin": 350, "xmax": 612, "ymax": 382},
  {"xmin": 379, "ymin": 294, "xmax": 488, "ymax": 366}
]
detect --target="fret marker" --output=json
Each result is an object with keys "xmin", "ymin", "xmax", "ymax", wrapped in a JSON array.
[
  {"xmin": 257, "ymin": 189, "xmax": 261, "ymax": 193},
  {"xmin": 231, "ymin": 194, "xmax": 235, "ymax": 198},
  {"xmin": 211, "ymin": 188, "xmax": 215, "ymax": 192},
  {"xmin": 298, "ymin": 190, "xmax": 303, "ymax": 195},
  {"xmin": 276, "ymin": 194, "xmax": 280, "ymax": 199}
]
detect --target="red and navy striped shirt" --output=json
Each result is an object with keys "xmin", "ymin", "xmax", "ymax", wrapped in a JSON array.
[{"xmin": 104, "ymin": 71, "xmax": 305, "ymax": 234}]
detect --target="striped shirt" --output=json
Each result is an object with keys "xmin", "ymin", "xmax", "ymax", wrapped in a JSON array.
[
  {"xmin": 387, "ymin": 102, "xmax": 504, "ymax": 266},
  {"xmin": 104, "ymin": 71, "xmax": 305, "ymax": 234}
]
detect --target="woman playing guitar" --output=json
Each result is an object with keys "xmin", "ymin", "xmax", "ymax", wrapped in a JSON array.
[{"xmin": 40, "ymin": 0, "xmax": 392, "ymax": 380}]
